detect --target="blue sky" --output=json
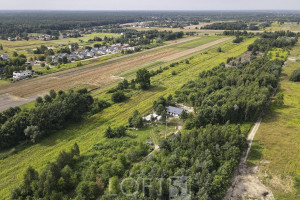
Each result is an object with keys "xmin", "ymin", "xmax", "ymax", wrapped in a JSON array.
[{"xmin": 1, "ymin": 0, "xmax": 300, "ymax": 10}]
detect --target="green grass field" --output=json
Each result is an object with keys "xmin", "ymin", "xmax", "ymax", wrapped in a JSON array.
[
  {"xmin": 265, "ymin": 21, "xmax": 300, "ymax": 32},
  {"xmin": 0, "ymin": 36, "xmax": 255, "ymax": 199},
  {"xmin": 0, "ymin": 33, "xmax": 120, "ymax": 58},
  {"xmin": 248, "ymin": 42, "xmax": 300, "ymax": 200}
]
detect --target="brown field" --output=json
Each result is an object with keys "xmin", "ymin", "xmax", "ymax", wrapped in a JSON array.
[{"xmin": 0, "ymin": 36, "xmax": 231, "ymax": 111}]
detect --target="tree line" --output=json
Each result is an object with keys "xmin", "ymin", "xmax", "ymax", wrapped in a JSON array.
[{"xmin": 0, "ymin": 89, "xmax": 98, "ymax": 150}]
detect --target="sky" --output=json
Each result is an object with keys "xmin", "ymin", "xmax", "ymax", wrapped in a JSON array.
[{"xmin": 1, "ymin": 0, "xmax": 300, "ymax": 10}]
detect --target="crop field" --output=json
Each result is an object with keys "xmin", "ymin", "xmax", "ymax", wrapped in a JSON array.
[
  {"xmin": 0, "ymin": 37, "xmax": 255, "ymax": 199},
  {"xmin": 248, "ymin": 42, "xmax": 300, "ymax": 200},
  {"xmin": 0, "ymin": 36, "xmax": 228, "ymax": 111},
  {"xmin": 0, "ymin": 33, "xmax": 120, "ymax": 57}
]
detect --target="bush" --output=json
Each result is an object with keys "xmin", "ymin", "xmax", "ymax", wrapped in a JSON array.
[
  {"xmin": 105, "ymin": 126, "xmax": 126, "ymax": 138},
  {"xmin": 289, "ymin": 69, "xmax": 300, "ymax": 82},
  {"xmin": 111, "ymin": 91, "xmax": 126, "ymax": 103}
]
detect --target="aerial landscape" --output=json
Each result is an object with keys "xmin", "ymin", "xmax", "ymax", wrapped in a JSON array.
[{"xmin": 0, "ymin": 1, "xmax": 299, "ymax": 200}]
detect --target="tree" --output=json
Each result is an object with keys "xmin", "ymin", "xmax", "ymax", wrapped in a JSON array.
[
  {"xmin": 217, "ymin": 47, "xmax": 222, "ymax": 52},
  {"xmin": 71, "ymin": 143, "xmax": 80, "ymax": 157},
  {"xmin": 23, "ymin": 166, "xmax": 39, "ymax": 195},
  {"xmin": 105, "ymin": 126, "xmax": 113, "ymax": 138},
  {"xmin": 130, "ymin": 79, "xmax": 136, "ymax": 89},
  {"xmin": 180, "ymin": 110, "xmax": 188, "ymax": 120},
  {"xmin": 24, "ymin": 125, "xmax": 43, "ymax": 143},
  {"xmin": 38, "ymin": 55, "xmax": 46, "ymax": 61},
  {"xmin": 136, "ymin": 69, "xmax": 151, "ymax": 90},
  {"xmin": 128, "ymin": 110, "xmax": 143, "ymax": 128},
  {"xmin": 75, "ymin": 181, "xmax": 100, "ymax": 200},
  {"xmin": 274, "ymin": 93, "xmax": 284, "ymax": 107},
  {"xmin": 111, "ymin": 91, "xmax": 126, "ymax": 103},
  {"xmin": 44, "ymin": 94, "xmax": 52, "ymax": 103},
  {"xmin": 156, "ymin": 104, "xmax": 165, "ymax": 115},
  {"xmin": 49, "ymin": 89, "xmax": 57, "ymax": 99},
  {"xmin": 13, "ymin": 52, "xmax": 18, "ymax": 57},
  {"xmin": 36, "ymin": 96, "xmax": 43, "ymax": 104}
]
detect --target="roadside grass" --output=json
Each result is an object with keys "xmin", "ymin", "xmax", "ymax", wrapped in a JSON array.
[
  {"xmin": 248, "ymin": 42, "xmax": 300, "ymax": 200},
  {"xmin": 0, "ymin": 37, "xmax": 254, "ymax": 199}
]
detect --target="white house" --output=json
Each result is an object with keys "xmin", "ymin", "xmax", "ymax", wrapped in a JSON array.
[{"xmin": 13, "ymin": 70, "xmax": 32, "ymax": 80}]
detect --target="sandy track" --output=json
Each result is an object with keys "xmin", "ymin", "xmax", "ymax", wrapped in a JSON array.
[{"xmin": 0, "ymin": 36, "xmax": 229, "ymax": 111}]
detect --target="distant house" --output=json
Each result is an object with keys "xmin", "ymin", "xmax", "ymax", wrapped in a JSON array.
[
  {"xmin": 13, "ymin": 70, "xmax": 32, "ymax": 80},
  {"xmin": 166, "ymin": 106, "xmax": 184, "ymax": 117}
]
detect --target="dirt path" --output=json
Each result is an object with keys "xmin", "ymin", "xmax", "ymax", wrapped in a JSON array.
[{"xmin": 223, "ymin": 86, "xmax": 279, "ymax": 200}]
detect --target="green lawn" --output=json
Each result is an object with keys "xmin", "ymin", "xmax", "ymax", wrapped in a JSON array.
[
  {"xmin": 0, "ymin": 36, "xmax": 255, "ymax": 199},
  {"xmin": 248, "ymin": 42, "xmax": 300, "ymax": 200}
]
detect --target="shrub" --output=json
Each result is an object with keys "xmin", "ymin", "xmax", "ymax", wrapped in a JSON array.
[
  {"xmin": 289, "ymin": 69, "xmax": 300, "ymax": 82},
  {"xmin": 111, "ymin": 91, "xmax": 126, "ymax": 103}
]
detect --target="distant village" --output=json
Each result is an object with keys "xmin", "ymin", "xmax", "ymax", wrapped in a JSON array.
[{"xmin": 49, "ymin": 43, "xmax": 135, "ymax": 64}]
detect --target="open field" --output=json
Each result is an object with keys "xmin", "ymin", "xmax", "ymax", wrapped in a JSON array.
[
  {"xmin": 159, "ymin": 37, "xmax": 231, "ymax": 62},
  {"xmin": 0, "ymin": 37, "xmax": 255, "ymax": 199},
  {"xmin": 248, "ymin": 42, "xmax": 300, "ymax": 200},
  {"xmin": 0, "ymin": 36, "xmax": 228, "ymax": 111},
  {"xmin": 265, "ymin": 22, "xmax": 300, "ymax": 32},
  {"xmin": 0, "ymin": 33, "xmax": 120, "ymax": 57}
]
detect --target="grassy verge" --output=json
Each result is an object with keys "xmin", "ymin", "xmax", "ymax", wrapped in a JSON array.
[
  {"xmin": 0, "ymin": 79, "xmax": 10, "ymax": 86},
  {"xmin": 248, "ymin": 42, "xmax": 300, "ymax": 200},
  {"xmin": 0, "ymin": 37, "xmax": 254, "ymax": 199}
]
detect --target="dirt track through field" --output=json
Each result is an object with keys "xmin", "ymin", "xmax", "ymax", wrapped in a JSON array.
[{"xmin": 0, "ymin": 36, "xmax": 230, "ymax": 111}]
